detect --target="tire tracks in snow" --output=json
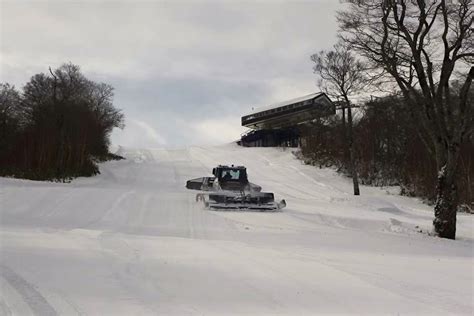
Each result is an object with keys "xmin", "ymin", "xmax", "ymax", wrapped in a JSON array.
[
  {"xmin": 0, "ymin": 265, "xmax": 57, "ymax": 316},
  {"xmin": 96, "ymin": 232, "xmax": 159, "ymax": 315}
]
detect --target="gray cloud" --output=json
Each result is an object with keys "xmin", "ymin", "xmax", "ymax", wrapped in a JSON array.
[{"xmin": 1, "ymin": 0, "xmax": 341, "ymax": 147}]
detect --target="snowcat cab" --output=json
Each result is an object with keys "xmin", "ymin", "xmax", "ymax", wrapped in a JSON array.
[{"xmin": 213, "ymin": 165, "xmax": 250, "ymax": 191}]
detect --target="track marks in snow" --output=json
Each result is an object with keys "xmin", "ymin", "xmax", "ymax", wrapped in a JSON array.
[
  {"xmin": 101, "ymin": 190, "xmax": 136, "ymax": 222},
  {"xmin": 0, "ymin": 265, "xmax": 57, "ymax": 316},
  {"xmin": 96, "ymin": 232, "xmax": 158, "ymax": 315}
]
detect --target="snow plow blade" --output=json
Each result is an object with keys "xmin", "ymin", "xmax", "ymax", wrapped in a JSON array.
[
  {"xmin": 197, "ymin": 192, "xmax": 286, "ymax": 211},
  {"xmin": 207, "ymin": 200, "xmax": 286, "ymax": 211}
]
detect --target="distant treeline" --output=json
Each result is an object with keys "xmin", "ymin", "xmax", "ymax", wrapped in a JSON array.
[
  {"xmin": 0, "ymin": 63, "xmax": 124, "ymax": 181},
  {"xmin": 300, "ymin": 95, "xmax": 473, "ymax": 209}
]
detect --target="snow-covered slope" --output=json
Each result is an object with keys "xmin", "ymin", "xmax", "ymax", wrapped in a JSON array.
[{"xmin": 1, "ymin": 144, "xmax": 472, "ymax": 315}]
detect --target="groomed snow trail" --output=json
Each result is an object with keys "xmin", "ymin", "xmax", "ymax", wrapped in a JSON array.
[{"xmin": 1, "ymin": 144, "xmax": 472, "ymax": 315}]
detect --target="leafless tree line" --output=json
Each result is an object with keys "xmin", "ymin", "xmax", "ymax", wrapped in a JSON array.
[
  {"xmin": 0, "ymin": 63, "xmax": 124, "ymax": 180},
  {"xmin": 301, "ymin": 94, "xmax": 473, "ymax": 212},
  {"xmin": 310, "ymin": 0, "xmax": 472, "ymax": 239}
]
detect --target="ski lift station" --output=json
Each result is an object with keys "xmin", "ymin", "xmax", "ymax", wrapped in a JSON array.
[{"xmin": 239, "ymin": 92, "xmax": 335, "ymax": 147}]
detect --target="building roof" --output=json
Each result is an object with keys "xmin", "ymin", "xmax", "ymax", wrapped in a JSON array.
[
  {"xmin": 247, "ymin": 92, "xmax": 324, "ymax": 115},
  {"xmin": 241, "ymin": 92, "xmax": 335, "ymax": 130}
]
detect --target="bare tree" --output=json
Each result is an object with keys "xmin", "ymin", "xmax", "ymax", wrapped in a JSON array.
[
  {"xmin": 0, "ymin": 84, "xmax": 22, "ymax": 158},
  {"xmin": 0, "ymin": 83, "xmax": 21, "ymax": 123},
  {"xmin": 311, "ymin": 42, "xmax": 367, "ymax": 195},
  {"xmin": 338, "ymin": 0, "xmax": 473, "ymax": 239}
]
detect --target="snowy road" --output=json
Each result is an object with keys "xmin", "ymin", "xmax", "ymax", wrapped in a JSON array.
[{"xmin": 1, "ymin": 144, "xmax": 473, "ymax": 315}]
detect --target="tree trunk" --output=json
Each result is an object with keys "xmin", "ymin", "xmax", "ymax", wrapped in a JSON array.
[
  {"xmin": 341, "ymin": 107, "xmax": 350, "ymax": 165},
  {"xmin": 433, "ymin": 145, "xmax": 459, "ymax": 239},
  {"xmin": 344, "ymin": 99, "xmax": 360, "ymax": 196}
]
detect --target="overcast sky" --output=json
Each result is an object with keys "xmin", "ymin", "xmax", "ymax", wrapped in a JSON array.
[{"xmin": 1, "ymin": 0, "xmax": 342, "ymax": 148}]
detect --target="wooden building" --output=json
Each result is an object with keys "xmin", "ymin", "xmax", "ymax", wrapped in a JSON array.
[{"xmin": 239, "ymin": 92, "xmax": 335, "ymax": 147}]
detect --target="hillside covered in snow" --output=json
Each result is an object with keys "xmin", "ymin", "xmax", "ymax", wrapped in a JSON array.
[{"xmin": 1, "ymin": 144, "xmax": 473, "ymax": 315}]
